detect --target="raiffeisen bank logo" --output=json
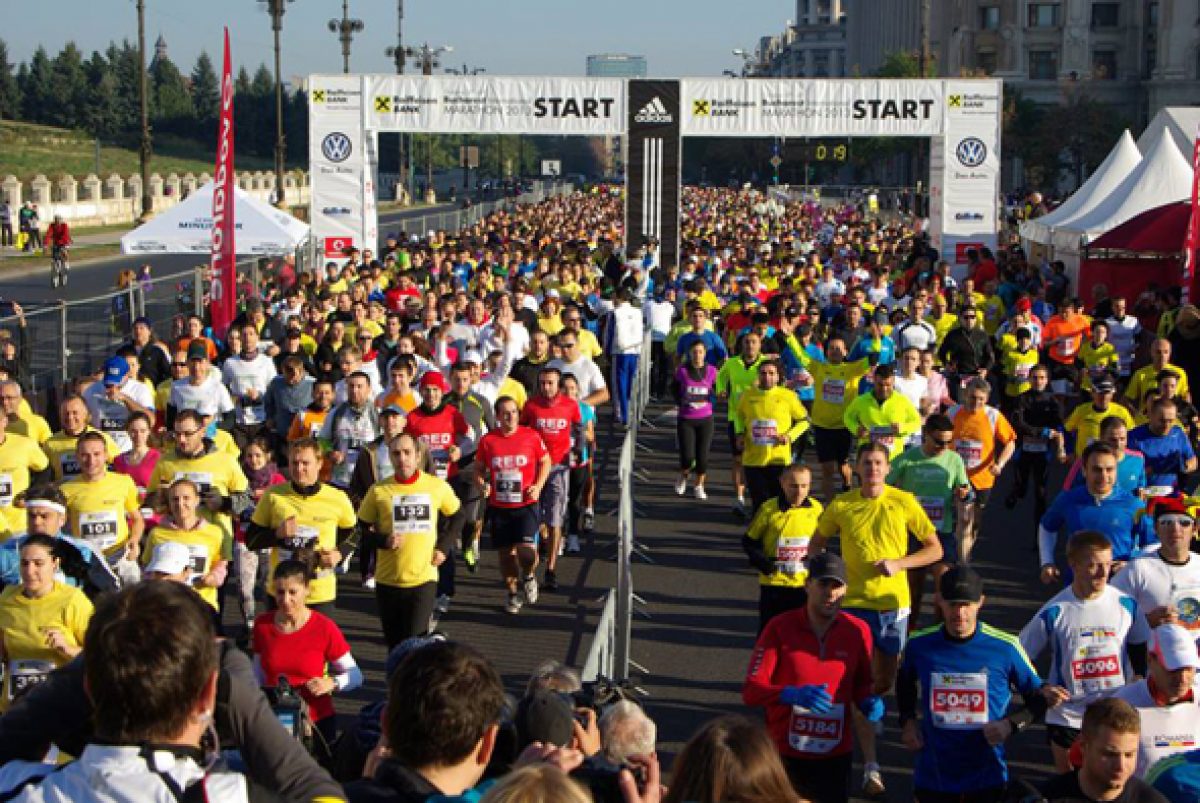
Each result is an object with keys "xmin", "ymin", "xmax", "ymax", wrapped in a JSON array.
[{"xmin": 634, "ymin": 97, "xmax": 673, "ymax": 124}]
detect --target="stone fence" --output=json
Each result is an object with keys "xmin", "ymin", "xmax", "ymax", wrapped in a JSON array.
[{"xmin": 0, "ymin": 171, "xmax": 312, "ymax": 226}]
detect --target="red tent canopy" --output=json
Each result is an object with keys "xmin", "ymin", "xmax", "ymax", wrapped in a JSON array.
[{"xmin": 1089, "ymin": 201, "xmax": 1190, "ymax": 251}]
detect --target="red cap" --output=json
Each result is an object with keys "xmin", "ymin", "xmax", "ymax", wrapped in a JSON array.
[
  {"xmin": 418, "ymin": 371, "xmax": 450, "ymax": 392},
  {"xmin": 1148, "ymin": 495, "xmax": 1194, "ymax": 520},
  {"xmin": 1015, "ymin": 297, "xmax": 1032, "ymax": 313}
]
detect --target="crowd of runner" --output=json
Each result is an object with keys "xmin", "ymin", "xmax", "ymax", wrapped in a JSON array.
[{"xmin": 0, "ymin": 185, "xmax": 1194, "ymax": 801}]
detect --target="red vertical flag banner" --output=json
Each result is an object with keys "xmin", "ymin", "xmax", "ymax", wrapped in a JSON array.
[
  {"xmin": 210, "ymin": 28, "xmax": 237, "ymax": 337},
  {"xmin": 1185, "ymin": 123, "xmax": 1200, "ymax": 302}
]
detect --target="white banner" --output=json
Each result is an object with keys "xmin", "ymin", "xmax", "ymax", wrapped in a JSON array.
[
  {"xmin": 309, "ymin": 75, "xmax": 367, "ymax": 264},
  {"xmin": 680, "ymin": 79, "xmax": 944, "ymax": 138},
  {"xmin": 940, "ymin": 80, "xmax": 1002, "ymax": 268},
  {"xmin": 364, "ymin": 75, "xmax": 625, "ymax": 135}
]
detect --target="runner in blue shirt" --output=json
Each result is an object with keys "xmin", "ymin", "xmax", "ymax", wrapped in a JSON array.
[
  {"xmin": 1128, "ymin": 398, "xmax": 1197, "ymax": 495},
  {"xmin": 674, "ymin": 306, "xmax": 727, "ymax": 368},
  {"xmin": 1039, "ymin": 443, "xmax": 1157, "ymax": 586},
  {"xmin": 898, "ymin": 566, "xmax": 1068, "ymax": 802},
  {"xmin": 1063, "ymin": 417, "xmax": 1148, "ymax": 495}
]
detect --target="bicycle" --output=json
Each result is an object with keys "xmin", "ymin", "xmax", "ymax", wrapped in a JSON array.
[{"xmin": 50, "ymin": 245, "xmax": 69, "ymax": 288}]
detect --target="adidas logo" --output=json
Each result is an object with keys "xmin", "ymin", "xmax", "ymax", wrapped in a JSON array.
[{"xmin": 634, "ymin": 97, "xmax": 673, "ymax": 124}]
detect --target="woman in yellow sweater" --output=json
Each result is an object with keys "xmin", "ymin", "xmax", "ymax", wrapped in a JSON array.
[{"xmin": 735, "ymin": 359, "xmax": 810, "ymax": 514}]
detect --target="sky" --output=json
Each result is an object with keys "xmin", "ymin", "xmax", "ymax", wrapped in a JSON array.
[{"xmin": 6, "ymin": 0, "xmax": 792, "ymax": 81}]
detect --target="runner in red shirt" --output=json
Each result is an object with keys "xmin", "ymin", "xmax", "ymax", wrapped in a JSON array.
[
  {"xmin": 404, "ymin": 371, "xmax": 469, "ymax": 481},
  {"xmin": 519, "ymin": 367, "xmax": 583, "ymax": 592},
  {"xmin": 744, "ymin": 553, "xmax": 884, "ymax": 802},
  {"xmin": 476, "ymin": 395, "xmax": 551, "ymax": 615}
]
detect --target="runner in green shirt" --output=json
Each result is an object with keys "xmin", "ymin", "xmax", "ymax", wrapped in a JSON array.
[
  {"xmin": 886, "ymin": 412, "xmax": 971, "ymax": 630},
  {"xmin": 716, "ymin": 331, "xmax": 767, "ymax": 519}
]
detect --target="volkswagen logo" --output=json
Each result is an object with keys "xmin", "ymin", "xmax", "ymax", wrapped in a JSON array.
[
  {"xmin": 321, "ymin": 132, "xmax": 353, "ymax": 163},
  {"xmin": 956, "ymin": 137, "xmax": 987, "ymax": 168}
]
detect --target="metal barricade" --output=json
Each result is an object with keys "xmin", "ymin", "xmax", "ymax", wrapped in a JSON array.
[{"xmin": 581, "ymin": 590, "xmax": 617, "ymax": 683}]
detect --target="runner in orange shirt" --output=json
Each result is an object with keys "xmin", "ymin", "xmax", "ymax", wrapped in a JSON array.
[
  {"xmin": 1042, "ymin": 298, "xmax": 1091, "ymax": 406},
  {"xmin": 947, "ymin": 377, "xmax": 1016, "ymax": 564}
]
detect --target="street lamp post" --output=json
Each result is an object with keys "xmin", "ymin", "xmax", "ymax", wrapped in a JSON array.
[
  {"xmin": 136, "ymin": 0, "xmax": 152, "ymax": 222},
  {"xmin": 259, "ymin": 0, "xmax": 293, "ymax": 208},
  {"xmin": 405, "ymin": 43, "xmax": 452, "ymax": 203},
  {"xmin": 384, "ymin": 0, "xmax": 407, "ymax": 203},
  {"xmin": 328, "ymin": 0, "xmax": 364, "ymax": 74}
]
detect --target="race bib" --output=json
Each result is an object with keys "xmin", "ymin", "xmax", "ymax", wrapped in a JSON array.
[
  {"xmin": 1172, "ymin": 581, "xmax": 1200, "ymax": 631},
  {"xmin": 869, "ymin": 426, "xmax": 895, "ymax": 449},
  {"xmin": 278, "ymin": 525, "xmax": 319, "ymax": 561},
  {"xmin": 79, "ymin": 510, "xmax": 119, "ymax": 550},
  {"xmin": 775, "ymin": 535, "xmax": 809, "ymax": 576},
  {"xmin": 59, "ymin": 454, "xmax": 80, "ymax": 479},
  {"xmin": 0, "ymin": 473, "xmax": 12, "ymax": 507},
  {"xmin": 184, "ymin": 543, "xmax": 209, "ymax": 584},
  {"xmin": 917, "ymin": 496, "xmax": 946, "ymax": 528},
  {"xmin": 956, "ymin": 439, "xmax": 984, "ymax": 470},
  {"xmin": 391, "ymin": 494, "xmax": 433, "ymax": 535},
  {"xmin": 821, "ymin": 379, "xmax": 845, "ymax": 405},
  {"xmin": 1013, "ymin": 363, "xmax": 1031, "ymax": 381},
  {"xmin": 929, "ymin": 672, "xmax": 988, "ymax": 729},
  {"xmin": 431, "ymin": 449, "xmax": 451, "ymax": 480},
  {"xmin": 750, "ymin": 420, "xmax": 778, "ymax": 446},
  {"xmin": 495, "ymin": 471, "xmax": 524, "ymax": 505},
  {"xmin": 8, "ymin": 659, "xmax": 54, "ymax": 702},
  {"xmin": 788, "ymin": 703, "xmax": 844, "ymax": 754},
  {"xmin": 241, "ymin": 398, "xmax": 266, "ymax": 425},
  {"xmin": 1060, "ymin": 339, "xmax": 1077, "ymax": 357},
  {"xmin": 174, "ymin": 471, "xmax": 214, "ymax": 496},
  {"xmin": 1071, "ymin": 645, "xmax": 1122, "ymax": 694}
]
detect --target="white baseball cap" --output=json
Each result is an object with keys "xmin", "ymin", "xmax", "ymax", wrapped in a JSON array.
[
  {"xmin": 143, "ymin": 542, "xmax": 191, "ymax": 576},
  {"xmin": 1153, "ymin": 624, "xmax": 1200, "ymax": 671}
]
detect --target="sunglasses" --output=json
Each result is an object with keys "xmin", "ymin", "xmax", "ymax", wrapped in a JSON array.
[
  {"xmin": 931, "ymin": 437, "xmax": 954, "ymax": 448},
  {"xmin": 1159, "ymin": 514, "xmax": 1195, "ymax": 527}
]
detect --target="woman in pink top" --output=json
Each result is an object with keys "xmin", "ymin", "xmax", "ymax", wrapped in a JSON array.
[{"xmin": 112, "ymin": 412, "xmax": 160, "ymax": 494}]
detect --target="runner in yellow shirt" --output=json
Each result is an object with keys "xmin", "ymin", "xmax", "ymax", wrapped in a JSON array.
[
  {"xmin": 795, "ymin": 335, "xmax": 870, "ymax": 501},
  {"xmin": 0, "ymin": 382, "xmax": 48, "ymax": 446},
  {"xmin": 735, "ymin": 359, "xmax": 809, "ymax": 513},
  {"xmin": 1064, "ymin": 375, "xmax": 1135, "ymax": 458},
  {"xmin": 246, "ymin": 438, "xmax": 356, "ymax": 611},
  {"xmin": 842, "ymin": 364, "xmax": 921, "ymax": 460},
  {"xmin": 0, "ymin": 534, "xmax": 92, "ymax": 711},
  {"xmin": 142, "ymin": 477, "xmax": 231, "ymax": 612},
  {"xmin": 1078, "ymin": 321, "xmax": 1120, "ymax": 394},
  {"xmin": 43, "ymin": 396, "xmax": 118, "ymax": 482},
  {"xmin": 0, "ymin": 407, "xmax": 49, "ymax": 538},
  {"xmin": 357, "ymin": 432, "xmax": 462, "ymax": 648},
  {"xmin": 811, "ymin": 443, "xmax": 941, "ymax": 795},
  {"xmin": 60, "ymin": 432, "xmax": 143, "ymax": 570}
]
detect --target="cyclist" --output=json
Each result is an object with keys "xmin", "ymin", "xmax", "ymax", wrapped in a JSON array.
[
  {"xmin": 1019, "ymin": 530, "xmax": 1150, "ymax": 772},
  {"xmin": 898, "ymin": 566, "xmax": 1068, "ymax": 802},
  {"xmin": 45, "ymin": 215, "xmax": 71, "ymax": 288}
]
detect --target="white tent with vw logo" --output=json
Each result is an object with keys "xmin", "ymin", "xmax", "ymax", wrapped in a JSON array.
[{"xmin": 120, "ymin": 181, "xmax": 310, "ymax": 256}]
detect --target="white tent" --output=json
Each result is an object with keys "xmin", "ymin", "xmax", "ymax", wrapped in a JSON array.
[
  {"xmin": 1019, "ymin": 129, "xmax": 1141, "ymax": 245},
  {"xmin": 1138, "ymin": 106, "xmax": 1200, "ymax": 158},
  {"xmin": 1050, "ymin": 125, "xmax": 1193, "ymax": 251},
  {"xmin": 120, "ymin": 183, "xmax": 310, "ymax": 255}
]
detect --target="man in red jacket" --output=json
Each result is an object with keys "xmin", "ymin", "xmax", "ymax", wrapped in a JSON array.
[
  {"xmin": 743, "ymin": 552, "xmax": 886, "ymax": 803},
  {"xmin": 519, "ymin": 367, "xmax": 583, "ymax": 592}
]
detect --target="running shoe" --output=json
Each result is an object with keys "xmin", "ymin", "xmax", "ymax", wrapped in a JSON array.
[
  {"xmin": 434, "ymin": 594, "xmax": 452, "ymax": 615},
  {"xmin": 862, "ymin": 763, "xmax": 885, "ymax": 797},
  {"xmin": 732, "ymin": 498, "xmax": 750, "ymax": 520},
  {"xmin": 694, "ymin": 485, "xmax": 708, "ymax": 500},
  {"xmin": 566, "ymin": 534, "xmax": 581, "ymax": 553},
  {"xmin": 582, "ymin": 510, "xmax": 595, "ymax": 532},
  {"xmin": 464, "ymin": 545, "xmax": 479, "ymax": 573},
  {"xmin": 543, "ymin": 569, "xmax": 559, "ymax": 592},
  {"xmin": 674, "ymin": 476, "xmax": 687, "ymax": 496},
  {"xmin": 522, "ymin": 574, "xmax": 539, "ymax": 605},
  {"xmin": 362, "ymin": 576, "xmax": 376, "ymax": 590},
  {"xmin": 505, "ymin": 593, "xmax": 523, "ymax": 615}
]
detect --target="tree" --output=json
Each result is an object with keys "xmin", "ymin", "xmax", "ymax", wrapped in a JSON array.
[
  {"xmin": 19, "ymin": 47, "xmax": 55, "ymax": 125},
  {"xmin": 150, "ymin": 53, "xmax": 193, "ymax": 135},
  {"xmin": 0, "ymin": 41, "xmax": 19, "ymax": 120},
  {"xmin": 106, "ymin": 41, "xmax": 144, "ymax": 144},
  {"xmin": 82, "ymin": 51, "xmax": 121, "ymax": 142},
  {"xmin": 190, "ymin": 52, "xmax": 219, "ymax": 135},
  {"xmin": 48, "ymin": 43, "xmax": 90, "ymax": 129}
]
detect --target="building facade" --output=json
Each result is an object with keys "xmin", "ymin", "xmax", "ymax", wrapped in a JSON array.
[
  {"xmin": 751, "ymin": 0, "xmax": 848, "ymax": 77},
  {"xmin": 585, "ymin": 54, "xmax": 648, "ymax": 79}
]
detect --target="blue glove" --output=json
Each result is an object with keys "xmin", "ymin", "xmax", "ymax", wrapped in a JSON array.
[
  {"xmin": 780, "ymin": 684, "xmax": 832, "ymax": 713},
  {"xmin": 859, "ymin": 694, "xmax": 885, "ymax": 722}
]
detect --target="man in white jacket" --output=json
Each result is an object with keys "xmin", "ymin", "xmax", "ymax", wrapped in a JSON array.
[{"xmin": 605, "ymin": 288, "xmax": 644, "ymax": 426}]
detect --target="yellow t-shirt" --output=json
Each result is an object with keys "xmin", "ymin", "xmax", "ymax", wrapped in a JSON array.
[
  {"xmin": 576, "ymin": 329, "xmax": 603, "ymax": 360},
  {"xmin": 1000, "ymin": 347, "xmax": 1040, "ymax": 398},
  {"xmin": 1065, "ymin": 402, "xmax": 1135, "ymax": 458},
  {"xmin": 926, "ymin": 313, "xmax": 959, "ymax": 348},
  {"xmin": 60, "ymin": 472, "xmax": 141, "ymax": 558},
  {"xmin": 356, "ymin": 473, "xmax": 461, "ymax": 588},
  {"xmin": 8, "ymin": 412, "xmax": 50, "ymax": 446},
  {"xmin": 805, "ymin": 358, "xmax": 871, "ymax": 431},
  {"xmin": 163, "ymin": 430, "xmax": 240, "ymax": 460},
  {"xmin": 842, "ymin": 392, "xmax": 922, "ymax": 459},
  {"xmin": 1078, "ymin": 342, "xmax": 1120, "ymax": 392},
  {"xmin": 1125, "ymin": 364, "xmax": 1189, "ymax": 409},
  {"xmin": 0, "ymin": 434, "xmax": 49, "ymax": 536},
  {"xmin": 0, "ymin": 582, "xmax": 92, "ymax": 710},
  {"xmin": 143, "ymin": 520, "xmax": 231, "ymax": 609},
  {"xmin": 149, "ymin": 450, "xmax": 249, "ymax": 540},
  {"xmin": 735, "ymin": 387, "xmax": 810, "ymax": 467},
  {"xmin": 747, "ymin": 497, "xmax": 824, "ymax": 588},
  {"xmin": 537, "ymin": 313, "xmax": 564, "ymax": 336},
  {"xmin": 252, "ymin": 482, "xmax": 356, "ymax": 604},
  {"xmin": 43, "ymin": 428, "xmax": 118, "ymax": 482},
  {"xmin": 497, "ymin": 377, "xmax": 528, "ymax": 410},
  {"xmin": 815, "ymin": 486, "xmax": 936, "ymax": 611}
]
